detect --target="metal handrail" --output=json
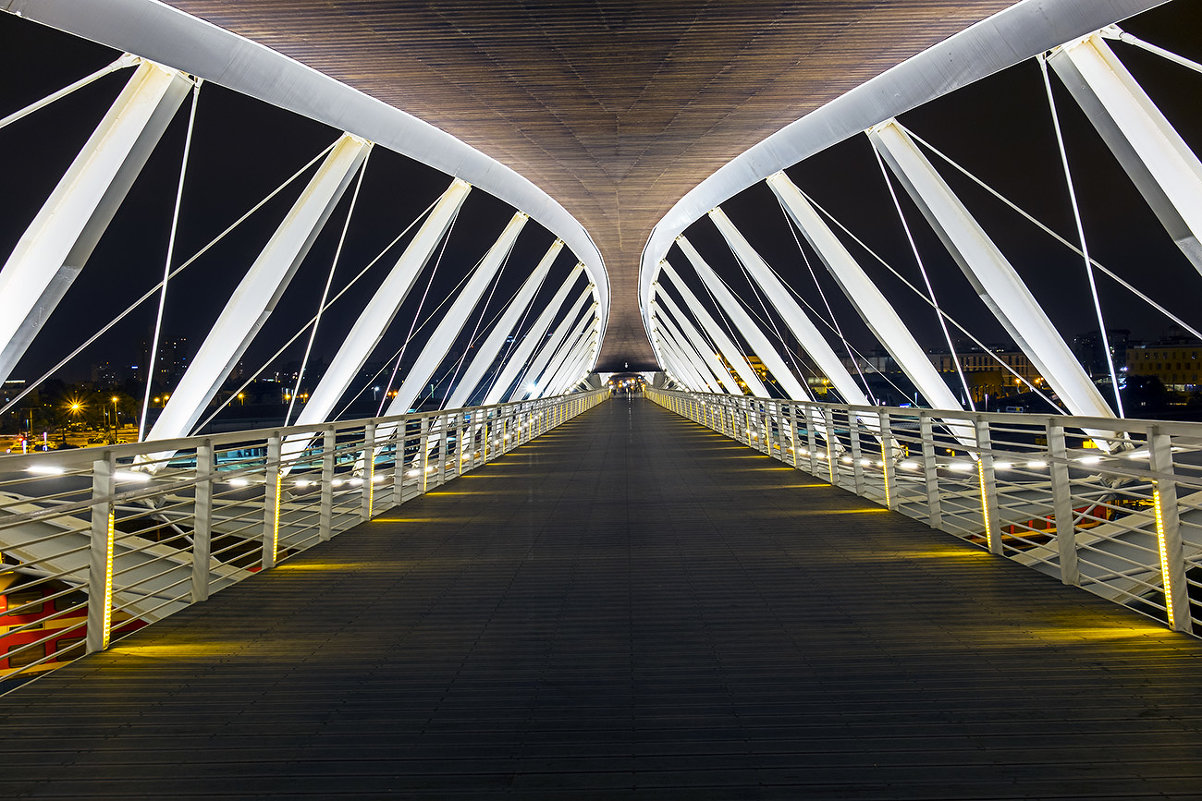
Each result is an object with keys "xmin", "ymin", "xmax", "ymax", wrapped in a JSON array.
[
  {"xmin": 647, "ymin": 386, "xmax": 1202, "ymax": 638},
  {"xmin": 0, "ymin": 389, "xmax": 609, "ymax": 690}
]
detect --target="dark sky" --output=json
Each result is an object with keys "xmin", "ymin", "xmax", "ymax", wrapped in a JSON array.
[{"xmin": 2, "ymin": 2, "xmax": 1201, "ymax": 403}]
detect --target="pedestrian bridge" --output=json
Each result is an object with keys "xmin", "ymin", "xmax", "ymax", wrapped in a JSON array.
[{"xmin": 2, "ymin": 392, "xmax": 1200, "ymax": 799}]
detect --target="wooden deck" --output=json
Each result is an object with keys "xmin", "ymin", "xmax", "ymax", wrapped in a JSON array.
[{"xmin": 3, "ymin": 397, "xmax": 1201, "ymax": 799}]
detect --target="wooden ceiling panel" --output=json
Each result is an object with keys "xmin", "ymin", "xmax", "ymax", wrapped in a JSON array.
[{"xmin": 163, "ymin": 0, "xmax": 1017, "ymax": 367}]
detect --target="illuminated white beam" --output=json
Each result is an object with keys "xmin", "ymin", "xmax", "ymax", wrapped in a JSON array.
[
  {"xmin": 525, "ymin": 305, "xmax": 596, "ymax": 400},
  {"xmin": 652, "ymin": 304, "xmax": 725, "ymax": 393},
  {"xmin": 1050, "ymin": 31, "xmax": 1202, "ymax": 277},
  {"xmin": 868, "ymin": 119, "xmax": 1116, "ymax": 425},
  {"xmin": 0, "ymin": 60, "xmax": 192, "ymax": 383},
  {"xmin": 677, "ymin": 235, "xmax": 810, "ymax": 400},
  {"xmin": 710, "ymin": 206, "xmax": 871, "ymax": 407},
  {"xmin": 445, "ymin": 239, "xmax": 562, "ymax": 409},
  {"xmin": 482, "ymin": 266, "xmax": 584, "ymax": 405},
  {"xmin": 385, "ymin": 212, "xmax": 528, "ymax": 415},
  {"xmin": 653, "ymin": 320, "xmax": 710, "ymax": 392},
  {"xmin": 651, "ymin": 289, "xmax": 737, "ymax": 393},
  {"xmin": 766, "ymin": 171, "xmax": 968, "ymax": 424},
  {"xmin": 508, "ymin": 288, "xmax": 593, "ymax": 401},
  {"xmin": 293, "ymin": 179, "xmax": 470, "ymax": 427},
  {"xmin": 148, "ymin": 134, "xmax": 371, "ymax": 443},
  {"xmin": 657, "ymin": 260, "xmax": 766, "ymax": 397}
]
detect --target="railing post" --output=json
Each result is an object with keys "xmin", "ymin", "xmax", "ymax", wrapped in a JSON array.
[
  {"xmin": 391, "ymin": 418, "xmax": 405, "ymax": 507},
  {"xmin": 361, "ymin": 422, "xmax": 376, "ymax": 522},
  {"xmin": 849, "ymin": 414, "xmax": 865, "ymax": 495},
  {"xmin": 1046, "ymin": 419, "xmax": 1079, "ymax": 586},
  {"xmin": 437, "ymin": 414, "xmax": 450, "ymax": 484},
  {"xmin": 804, "ymin": 403, "xmax": 818, "ymax": 476},
  {"xmin": 975, "ymin": 418, "xmax": 1002, "ymax": 555},
  {"xmin": 1149, "ymin": 427, "xmax": 1190, "ymax": 632},
  {"xmin": 192, "ymin": 440, "xmax": 214, "ymax": 603},
  {"xmin": 822, "ymin": 406, "xmax": 837, "ymax": 486},
  {"xmin": 920, "ymin": 413, "xmax": 943, "ymax": 531},
  {"xmin": 319, "ymin": 426, "xmax": 336, "ymax": 541},
  {"xmin": 880, "ymin": 412, "xmax": 897, "ymax": 511},
  {"xmin": 86, "ymin": 452, "xmax": 115, "ymax": 654},
  {"xmin": 262, "ymin": 433, "xmax": 282, "ymax": 569},
  {"xmin": 786, "ymin": 404, "xmax": 800, "ymax": 469},
  {"xmin": 774, "ymin": 402, "xmax": 787, "ymax": 463},
  {"xmin": 419, "ymin": 417, "xmax": 431, "ymax": 494}
]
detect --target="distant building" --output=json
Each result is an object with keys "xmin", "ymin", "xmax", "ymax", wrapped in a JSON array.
[
  {"xmin": 1126, "ymin": 343, "xmax": 1201, "ymax": 391},
  {"xmin": 926, "ymin": 347, "xmax": 1044, "ymax": 405}
]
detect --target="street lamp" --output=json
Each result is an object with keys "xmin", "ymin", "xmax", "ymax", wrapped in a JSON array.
[{"xmin": 111, "ymin": 396, "xmax": 120, "ymax": 442}]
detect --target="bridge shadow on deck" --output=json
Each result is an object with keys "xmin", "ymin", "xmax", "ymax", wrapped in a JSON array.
[{"xmin": 3, "ymin": 397, "xmax": 1202, "ymax": 799}]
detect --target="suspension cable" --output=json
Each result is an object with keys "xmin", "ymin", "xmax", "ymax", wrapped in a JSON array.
[
  {"xmin": 376, "ymin": 204, "xmax": 463, "ymax": 416},
  {"xmin": 285, "ymin": 148, "xmax": 372, "ymax": 426},
  {"xmin": 1105, "ymin": 26, "xmax": 1202, "ymax": 76},
  {"xmin": 899, "ymin": 122, "xmax": 1202, "ymax": 342},
  {"xmin": 798, "ymin": 188, "xmax": 1068, "ymax": 413},
  {"xmin": 139, "ymin": 80, "xmax": 202, "ymax": 441},
  {"xmin": 775, "ymin": 193, "xmax": 878, "ymax": 404},
  {"xmin": 1039, "ymin": 54, "xmax": 1125, "ymax": 416},
  {"xmin": 0, "ymin": 139, "xmax": 338, "ymax": 419},
  {"xmin": 0, "ymin": 53, "xmax": 137, "ymax": 132},
  {"xmin": 443, "ymin": 244, "xmax": 513, "ymax": 403},
  {"xmin": 869, "ymin": 144, "xmax": 976, "ymax": 410},
  {"xmin": 188, "ymin": 192, "xmax": 447, "ymax": 434},
  {"xmin": 718, "ymin": 230, "xmax": 816, "ymax": 390}
]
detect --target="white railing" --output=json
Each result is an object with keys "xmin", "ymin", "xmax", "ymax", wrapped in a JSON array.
[
  {"xmin": 648, "ymin": 387, "xmax": 1202, "ymax": 638},
  {"xmin": 0, "ymin": 389, "xmax": 608, "ymax": 689}
]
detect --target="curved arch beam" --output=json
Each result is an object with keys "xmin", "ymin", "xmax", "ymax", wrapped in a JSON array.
[
  {"xmin": 5, "ymin": 0, "xmax": 609, "ymax": 350},
  {"xmin": 639, "ymin": 0, "xmax": 1167, "ymax": 340}
]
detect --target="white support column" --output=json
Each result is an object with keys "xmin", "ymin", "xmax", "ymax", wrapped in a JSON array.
[
  {"xmin": 509, "ymin": 290, "xmax": 594, "ymax": 401},
  {"xmin": 482, "ymin": 265, "xmax": 584, "ymax": 406},
  {"xmin": 148, "ymin": 134, "xmax": 371, "ymax": 444},
  {"xmin": 545, "ymin": 331, "xmax": 597, "ymax": 397},
  {"xmin": 766, "ymin": 171, "xmax": 966, "ymax": 420},
  {"xmin": 1050, "ymin": 32, "xmax": 1202, "ymax": 276},
  {"xmin": 709, "ymin": 207, "xmax": 870, "ymax": 407},
  {"xmin": 652, "ymin": 288, "xmax": 738, "ymax": 394},
  {"xmin": 677, "ymin": 235, "xmax": 810, "ymax": 401},
  {"xmin": 658, "ymin": 260, "xmax": 767, "ymax": 397},
  {"xmin": 527, "ymin": 306, "xmax": 596, "ymax": 399},
  {"xmin": 0, "ymin": 60, "xmax": 193, "ymax": 383},
  {"xmin": 868, "ymin": 120, "xmax": 1118, "ymax": 428},
  {"xmin": 655, "ymin": 338, "xmax": 697, "ymax": 392},
  {"xmin": 653, "ymin": 327, "xmax": 708, "ymax": 392},
  {"xmin": 652, "ymin": 305, "xmax": 723, "ymax": 392},
  {"xmin": 540, "ymin": 327, "xmax": 591, "ymax": 398},
  {"xmin": 385, "ymin": 212, "xmax": 529, "ymax": 416},
  {"xmin": 280, "ymin": 179, "xmax": 471, "ymax": 462},
  {"xmin": 445, "ymin": 239, "xmax": 561, "ymax": 409}
]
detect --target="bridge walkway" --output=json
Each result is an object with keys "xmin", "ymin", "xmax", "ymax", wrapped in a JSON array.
[{"xmin": 2, "ymin": 397, "xmax": 1201, "ymax": 799}]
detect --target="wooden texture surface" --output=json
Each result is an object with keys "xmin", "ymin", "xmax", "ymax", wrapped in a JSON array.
[
  {"xmin": 159, "ymin": 1, "xmax": 1018, "ymax": 367},
  {"xmin": 3, "ymin": 397, "xmax": 1201, "ymax": 798}
]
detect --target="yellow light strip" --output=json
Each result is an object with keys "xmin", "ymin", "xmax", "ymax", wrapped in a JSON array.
[
  {"xmin": 881, "ymin": 442, "xmax": 890, "ymax": 508},
  {"xmin": 101, "ymin": 508, "xmax": 114, "ymax": 649},
  {"xmin": 272, "ymin": 471, "xmax": 281, "ymax": 560},
  {"xmin": 978, "ymin": 461, "xmax": 991, "ymax": 541},
  {"xmin": 1152, "ymin": 485, "xmax": 1176, "ymax": 629}
]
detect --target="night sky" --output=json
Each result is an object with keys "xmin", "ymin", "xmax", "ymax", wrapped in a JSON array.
[{"xmin": 1, "ymin": 2, "xmax": 1200, "ymax": 408}]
